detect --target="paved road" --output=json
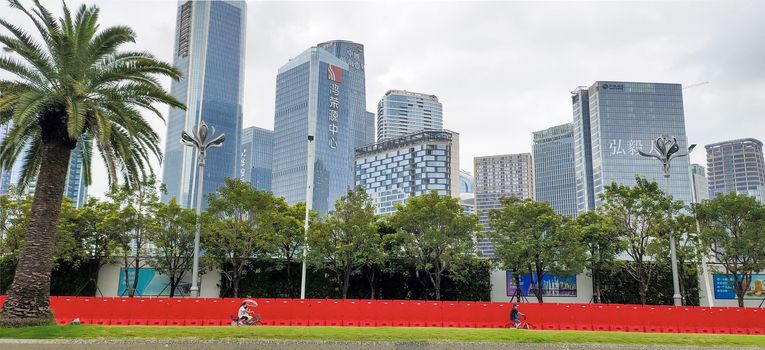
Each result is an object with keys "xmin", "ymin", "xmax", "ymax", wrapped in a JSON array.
[{"xmin": 0, "ymin": 340, "xmax": 759, "ymax": 350}]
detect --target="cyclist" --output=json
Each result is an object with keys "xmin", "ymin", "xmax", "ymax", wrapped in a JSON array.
[{"xmin": 510, "ymin": 304, "xmax": 525, "ymax": 329}]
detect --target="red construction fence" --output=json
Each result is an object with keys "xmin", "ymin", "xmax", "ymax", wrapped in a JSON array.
[{"xmin": 1, "ymin": 296, "xmax": 764, "ymax": 334}]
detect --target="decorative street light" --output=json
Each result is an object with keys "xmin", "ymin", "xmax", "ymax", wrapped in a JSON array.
[
  {"xmin": 181, "ymin": 121, "xmax": 225, "ymax": 297},
  {"xmin": 638, "ymin": 135, "xmax": 696, "ymax": 306}
]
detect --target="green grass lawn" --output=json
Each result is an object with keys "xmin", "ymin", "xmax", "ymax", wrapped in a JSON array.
[{"xmin": 0, "ymin": 326, "xmax": 764, "ymax": 347}]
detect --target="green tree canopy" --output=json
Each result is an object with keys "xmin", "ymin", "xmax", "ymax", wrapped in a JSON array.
[
  {"xmin": 573, "ymin": 210, "xmax": 622, "ymax": 303},
  {"xmin": 308, "ymin": 187, "xmax": 378, "ymax": 299},
  {"xmin": 389, "ymin": 191, "xmax": 479, "ymax": 300},
  {"xmin": 695, "ymin": 192, "xmax": 765, "ymax": 307},
  {"xmin": 202, "ymin": 178, "xmax": 277, "ymax": 297},
  {"xmin": 148, "ymin": 198, "xmax": 196, "ymax": 297},
  {"xmin": 599, "ymin": 176, "xmax": 682, "ymax": 305},
  {"xmin": 488, "ymin": 197, "xmax": 586, "ymax": 303}
]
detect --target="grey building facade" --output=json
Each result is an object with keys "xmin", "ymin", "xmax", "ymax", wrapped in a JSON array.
[
  {"xmin": 691, "ymin": 163, "xmax": 709, "ymax": 203},
  {"xmin": 572, "ymin": 81, "xmax": 694, "ymax": 212},
  {"xmin": 377, "ymin": 90, "xmax": 443, "ymax": 141},
  {"xmin": 355, "ymin": 130, "xmax": 459, "ymax": 215},
  {"xmin": 532, "ymin": 123, "xmax": 577, "ymax": 217},
  {"xmin": 271, "ymin": 47, "xmax": 352, "ymax": 214},
  {"xmin": 240, "ymin": 127, "xmax": 273, "ymax": 192},
  {"xmin": 705, "ymin": 138, "xmax": 765, "ymax": 202},
  {"xmin": 474, "ymin": 153, "xmax": 533, "ymax": 256},
  {"xmin": 161, "ymin": 0, "xmax": 246, "ymax": 208}
]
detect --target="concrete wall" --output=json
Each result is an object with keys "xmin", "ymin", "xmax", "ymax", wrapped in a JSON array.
[
  {"xmin": 96, "ymin": 263, "xmax": 220, "ymax": 297},
  {"xmin": 490, "ymin": 269, "xmax": 593, "ymax": 303}
]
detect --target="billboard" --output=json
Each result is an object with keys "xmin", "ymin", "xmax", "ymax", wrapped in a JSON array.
[
  {"xmin": 713, "ymin": 274, "xmax": 765, "ymax": 300},
  {"xmin": 506, "ymin": 270, "xmax": 577, "ymax": 298},
  {"xmin": 118, "ymin": 268, "xmax": 191, "ymax": 297}
]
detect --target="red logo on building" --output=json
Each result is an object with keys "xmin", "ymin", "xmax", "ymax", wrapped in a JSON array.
[{"xmin": 327, "ymin": 65, "xmax": 343, "ymax": 83}]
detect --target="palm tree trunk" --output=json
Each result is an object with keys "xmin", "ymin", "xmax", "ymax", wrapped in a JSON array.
[{"xmin": 1, "ymin": 138, "xmax": 72, "ymax": 321}]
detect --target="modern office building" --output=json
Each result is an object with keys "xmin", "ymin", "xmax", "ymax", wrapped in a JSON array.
[
  {"xmin": 240, "ymin": 127, "xmax": 273, "ymax": 192},
  {"xmin": 532, "ymin": 123, "xmax": 577, "ymax": 217},
  {"xmin": 161, "ymin": 0, "xmax": 246, "ymax": 208},
  {"xmin": 705, "ymin": 138, "xmax": 765, "ymax": 202},
  {"xmin": 572, "ymin": 82, "xmax": 694, "ymax": 212},
  {"xmin": 355, "ymin": 130, "xmax": 459, "ymax": 215},
  {"xmin": 691, "ymin": 164, "xmax": 709, "ymax": 203},
  {"xmin": 377, "ymin": 90, "xmax": 443, "ymax": 141},
  {"xmin": 474, "ymin": 153, "xmax": 533, "ymax": 256},
  {"xmin": 318, "ymin": 40, "xmax": 375, "ymax": 150},
  {"xmin": 271, "ymin": 47, "xmax": 352, "ymax": 214}
]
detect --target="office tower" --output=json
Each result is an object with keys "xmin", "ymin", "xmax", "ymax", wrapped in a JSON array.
[
  {"xmin": 474, "ymin": 153, "xmax": 533, "ymax": 256},
  {"xmin": 317, "ymin": 41, "xmax": 375, "ymax": 150},
  {"xmin": 705, "ymin": 138, "xmax": 765, "ymax": 202},
  {"xmin": 690, "ymin": 164, "xmax": 709, "ymax": 203},
  {"xmin": 240, "ymin": 127, "xmax": 273, "ymax": 192},
  {"xmin": 161, "ymin": 1, "xmax": 246, "ymax": 208},
  {"xmin": 377, "ymin": 90, "xmax": 443, "ymax": 141},
  {"xmin": 532, "ymin": 123, "xmax": 577, "ymax": 217},
  {"xmin": 355, "ymin": 130, "xmax": 459, "ymax": 215},
  {"xmin": 572, "ymin": 82, "xmax": 693, "ymax": 213},
  {"xmin": 271, "ymin": 47, "xmax": 352, "ymax": 214}
]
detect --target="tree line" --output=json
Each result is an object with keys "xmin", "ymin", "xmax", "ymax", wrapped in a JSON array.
[{"xmin": 2, "ymin": 175, "xmax": 763, "ymax": 306}]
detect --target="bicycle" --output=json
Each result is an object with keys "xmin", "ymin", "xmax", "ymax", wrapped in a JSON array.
[
  {"xmin": 511, "ymin": 314, "xmax": 533, "ymax": 330},
  {"xmin": 230, "ymin": 313, "xmax": 263, "ymax": 326}
]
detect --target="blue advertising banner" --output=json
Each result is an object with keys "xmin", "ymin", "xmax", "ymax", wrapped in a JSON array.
[
  {"xmin": 506, "ymin": 270, "xmax": 577, "ymax": 297},
  {"xmin": 118, "ymin": 268, "xmax": 191, "ymax": 296},
  {"xmin": 713, "ymin": 274, "xmax": 765, "ymax": 300}
]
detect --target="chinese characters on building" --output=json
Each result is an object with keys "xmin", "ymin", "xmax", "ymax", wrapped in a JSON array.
[
  {"xmin": 608, "ymin": 139, "xmax": 661, "ymax": 156},
  {"xmin": 327, "ymin": 64, "xmax": 343, "ymax": 150}
]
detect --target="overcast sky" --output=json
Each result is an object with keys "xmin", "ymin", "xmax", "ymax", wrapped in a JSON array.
[{"xmin": 4, "ymin": 0, "xmax": 765, "ymax": 198}]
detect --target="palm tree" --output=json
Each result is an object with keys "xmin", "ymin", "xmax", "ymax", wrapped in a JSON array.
[{"xmin": 0, "ymin": 0, "xmax": 183, "ymax": 324}]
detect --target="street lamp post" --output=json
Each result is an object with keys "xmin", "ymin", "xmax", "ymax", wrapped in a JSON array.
[
  {"xmin": 300, "ymin": 134, "xmax": 315, "ymax": 300},
  {"xmin": 181, "ymin": 121, "xmax": 225, "ymax": 297},
  {"xmin": 638, "ymin": 135, "xmax": 695, "ymax": 306}
]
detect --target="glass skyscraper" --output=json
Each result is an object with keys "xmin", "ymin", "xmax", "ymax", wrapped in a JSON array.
[
  {"xmin": 240, "ymin": 126, "xmax": 273, "ymax": 192},
  {"xmin": 355, "ymin": 130, "xmax": 460, "ymax": 215},
  {"xmin": 705, "ymin": 138, "xmax": 765, "ymax": 202},
  {"xmin": 317, "ymin": 40, "xmax": 375, "ymax": 150},
  {"xmin": 271, "ymin": 47, "xmax": 352, "ymax": 214},
  {"xmin": 572, "ymin": 81, "xmax": 693, "ymax": 211},
  {"xmin": 377, "ymin": 90, "xmax": 443, "ymax": 141},
  {"xmin": 532, "ymin": 123, "xmax": 577, "ymax": 217},
  {"xmin": 161, "ymin": 0, "xmax": 246, "ymax": 208},
  {"xmin": 690, "ymin": 163, "xmax": 709, "ymax": 203}
]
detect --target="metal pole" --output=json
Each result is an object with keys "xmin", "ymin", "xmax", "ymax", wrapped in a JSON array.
[
  {"xmin": 301, "ymin": 136, "xmax": 315, "ymax": 300},
  {"xmin": 664, "ymin": 173, "xmax": 682, "ymax": 306},
  {"xmin": 190, "ymin": 153, "xmax": 204, "ymax": 298}
]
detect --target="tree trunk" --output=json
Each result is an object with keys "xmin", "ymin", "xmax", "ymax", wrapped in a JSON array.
[
  {"xmin": 1, "ymin": 135, "xmax": 72, "ymax": 321},
  {"xmin": 737, "ymin": 292, "xmax": 745, "ymax": 307},
  {"xmin": 639, "ymin": 284, "xmax": 648, "ymax": 305},
  {"xmin": 232, "ymin": 277, "xmax": 240, "ymax": 298},
  {"xmin": 434, "ymin": 272, "xmax": 442, "ymax": 300},
  {"xmin": 366, "ymin": 267, "xmax": 376, "ymax": 300},
  {"xmin": 130, "ymin": 256, "xmax": 141, "ymax": 298},
  {"xmin": 342, "ymin": 268, "xmax": 351, "ymax": 299},
  {"xmin": 169, "ymin": 276, "xmax": 177, "ymax": 298},
  {"xmin": 592, "ymin": 264, "xmax": 601, "ymax": 304},
  {"xmin": 286, "ymin": 253, "xmax": 293, "ymax": 298}
]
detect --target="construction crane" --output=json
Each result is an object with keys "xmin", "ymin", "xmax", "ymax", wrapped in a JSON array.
[{"xmin": 683, "ymin": 81, "xmax": 709, "ymax": 90}]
